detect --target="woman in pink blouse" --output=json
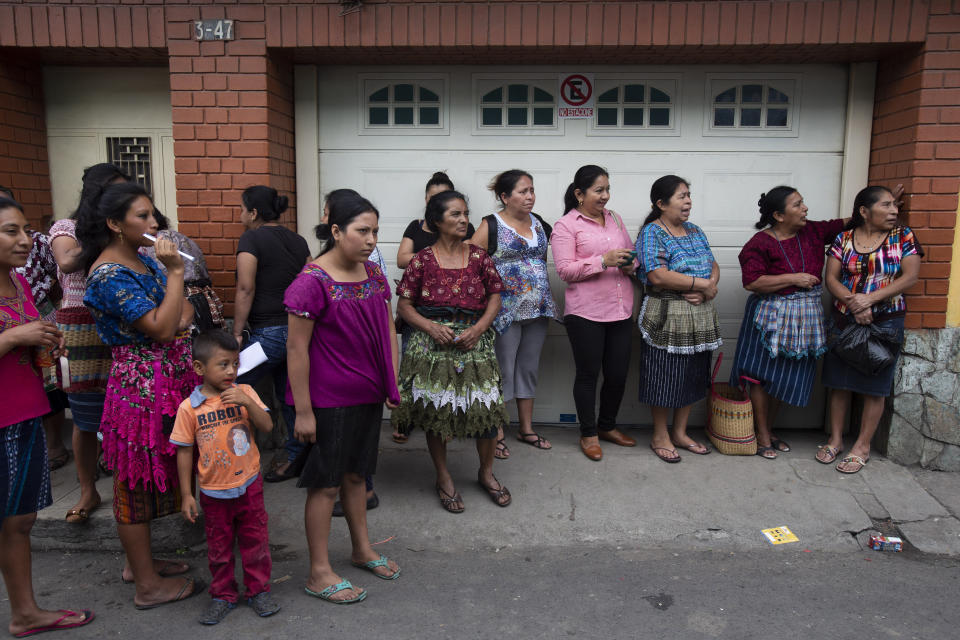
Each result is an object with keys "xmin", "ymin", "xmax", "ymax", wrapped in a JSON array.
[
  {"xmin": 551, "ymin": 165, "xmax": 638, "ymax": 462},
  {"xmin": 392, "ymin": 190, "xmax": 510, "ymax": 513}
]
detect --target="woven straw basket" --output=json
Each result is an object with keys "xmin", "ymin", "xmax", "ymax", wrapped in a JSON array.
[{"xmin": 706, "ymin": 353, "xmax": 758, "ymax": 455}]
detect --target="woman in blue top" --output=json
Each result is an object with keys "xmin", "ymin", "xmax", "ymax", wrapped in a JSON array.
[
  {"xmin": 80, "ymin": 183, "xmax": 203, "ymax": 608},
  {"xmin": 471, "ymin": 170, "xmax": 558, "ymax": 458},
  {"xmin": 636, "ymin": 175, "xmax": 721, "ymax": 463}
]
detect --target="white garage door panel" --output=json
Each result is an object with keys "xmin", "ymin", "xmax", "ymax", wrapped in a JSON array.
[{"xmin": 316, "ymin": 64, "xmax": 849, "ymax": 428}]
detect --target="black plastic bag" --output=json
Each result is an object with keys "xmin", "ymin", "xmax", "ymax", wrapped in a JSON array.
[{"xmin": 831, "ymin": 322, "xmax": 902, "ymax": 376}]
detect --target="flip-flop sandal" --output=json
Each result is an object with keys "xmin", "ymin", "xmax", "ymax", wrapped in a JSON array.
[
  {"xmin": 836, "ymin": 454, "xmax": 868, "ymax": 474},
  {"xmin": 304, "ymin": 580, "xmax": 367, "ymax": 604},
  {"xmin": 351, "ymin": 553, "xmax": 401, "ymax": 580},
  {"xmin": 756, "ymin": 445, "xmax": 778, "ymax": 460},
  {"xmin": 771, "ymin": 437, "xmax": 791, "ymax": 452},
  {"xmin": 435, "ymin": 484, "xmax": 464, "ymax": 514},
  {"xmin": 650, "ymin": 445, "xmax": 681, "ymax": 463},
  {"xmin": 134, "ymin": 577, "xmax": 205, "ymax": 610},
  {"xmin": 48, "ymin": 450, "xmax": 71, "ymax": 471},
  {"xmin": 675, "ymin": 441, "xmax": 710, "ymax": 455},
  {"xmin": 13, "ymin": 609, "xmax": 95, "ymax": 638},
  {"xmin": 392, "ymin": 432, "xmax": 408, "ymax": 444},
  {"xmin": 494, "ymin": 438, "xmax": 510, "ymax": 460},
  {"xmin": 816, "ymin": 445, "xmax": 842, "ymax": 464},
  {"xmin": 517, "ymin": 432, "xmax": 552, "ymax": 450},
  {"xmin": 121, "ymin": 559, "xmax": 191, "ymax": 584},
  {"xmin": 477, "ymin": 471, "xmax": 511, "ymax": 507}
]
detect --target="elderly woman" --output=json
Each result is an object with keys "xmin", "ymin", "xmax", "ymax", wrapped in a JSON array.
[
  {"xmin": 80, "ymin": 183, "xmax": 203, "ymax": 608},
  {"xmin": 0, "ymin": 196, "xmax": 95, "ymax": 636},
  {"xmin": 471, "ymin": 170, "xmax": 558, "ymax": 459},
  {"xmin": 392, "ymin": 190, "xmax": 510, "ymax": 512},
  {"xmin": 728, "ymin": 187, "xmax": 846, "ymax": 459},
  {"xmin": 636, "ymin": 175, "xmax": 721, "ymax": 463},
  {"xmin": 818, "ymin": 186, "xmax": 921, "ymax": 474},
  {"xmin": 233, "ymin": 186, "xmax": 311, "ymax": 482},
  {"xmin": 551, "ymin": 165, "xmax": 638, "ymax": 462}
]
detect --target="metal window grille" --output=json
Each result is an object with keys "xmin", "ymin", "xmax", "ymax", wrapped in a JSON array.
[{"xmin": 106, "ymin": 137, "xmax": 152, "ymax": 195}]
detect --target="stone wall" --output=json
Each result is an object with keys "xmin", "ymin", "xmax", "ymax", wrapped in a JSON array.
[{"xmin": 887, "ymin": 327, "xmax": 960, "ymax": 471}]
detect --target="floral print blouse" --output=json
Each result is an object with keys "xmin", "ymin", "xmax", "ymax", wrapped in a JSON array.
[
  {"xmin": 84, "ymin": 255, "xmax": 167, "ymax": 346},
  {"xmin": 488, "ymin": 213, "xmax": 557, "ymax": 334},
  {"xmin": 397, "ymin": 245, "xmax": 504, "ymax": 312}
]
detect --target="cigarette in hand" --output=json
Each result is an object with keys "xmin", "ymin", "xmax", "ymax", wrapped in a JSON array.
[{"xmin": 142, "ymin": 233, "xmax": 196, "ymax": 261}]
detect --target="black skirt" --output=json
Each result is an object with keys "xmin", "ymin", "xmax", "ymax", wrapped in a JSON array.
[{"xmin": 296, "ymin": 403, "xmax": 382, "ymax": 489}]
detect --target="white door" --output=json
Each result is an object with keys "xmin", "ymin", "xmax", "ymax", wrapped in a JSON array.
[
  {"xmin": 44, "ymin": 67, "xmax": 175, "ymax": 224},
  {"xmin": 314, "ymin": 64, "xmax": 850, "ymax": 428}
]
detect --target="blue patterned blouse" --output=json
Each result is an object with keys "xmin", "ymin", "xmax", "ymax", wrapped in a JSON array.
[
  {"xmin": 489, "ymin": 213, "xmax": 558, "ymax": 334},
  {"xmin": 636, "ymin": 222, "xmax": 715, "ymax": 284},
  {"xmin": 84, "ymin": 255, "xmax": 167, "ymax": 346}
]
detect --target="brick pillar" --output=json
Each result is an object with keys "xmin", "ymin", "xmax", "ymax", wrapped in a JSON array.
[
  {"xmin": 166, "ymin": 4, "xmax": 296, "ymax": 316},
  {"xmin": 0, "ymin": 56, "xmax": 52, "ymax": 230},
  {"xmin": 871, "ymin": 4, "xmax": 960, "ymax": 330}
]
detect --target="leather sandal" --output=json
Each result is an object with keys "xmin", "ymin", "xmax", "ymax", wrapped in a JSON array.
[
  {"xmin": 517, "ymin": 432, "xmax": 551, "ymax": 450},
  {"xmin": 477, "ymin": 470, "xmax": 511, "ymax": 507},
  {"xmin": 494, "ymin": 438, "xmax": 510, "ymax": 460},
  {"xmin": 435, "ymin": 484, "xmax": 464, "ymax": 513}
]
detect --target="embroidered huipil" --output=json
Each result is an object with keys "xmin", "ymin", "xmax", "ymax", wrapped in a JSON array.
[
  {"xmin": 828, "ymin": 226, "xmax": 922, "ymax": 317},
  {"xmin": 489, "ymin": 213, "xmax": 558, "ymax": 334},
  {"xmin": 551, "ymin": 209, "xmax": 634, "ymax": 322}
]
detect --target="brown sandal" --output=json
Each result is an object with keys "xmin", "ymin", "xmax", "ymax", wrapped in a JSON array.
[
  {"xmin": 477, "ymin": 471, "xmax": 511, "ymax": 507},
  {"xmin": 435, "ymin": 484, "xmax": 464, "ymax": 513},
  {"xmin": 494, "ymin": 438, "xmax": 510, "ymax": 460}
]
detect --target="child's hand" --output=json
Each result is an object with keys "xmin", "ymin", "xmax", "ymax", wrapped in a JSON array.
[
  {"xmin": 220, "ymin": 386, "xmax": 250, "ymax": 408},
  {"xmin": 181, "ymin": 495, "xmax": 199, "ymax": 523}
]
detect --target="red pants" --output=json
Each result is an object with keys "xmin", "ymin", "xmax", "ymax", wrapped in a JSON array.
[{"xmin": 198, "ymin": 475, "xmax": 271, "ymax": 603}]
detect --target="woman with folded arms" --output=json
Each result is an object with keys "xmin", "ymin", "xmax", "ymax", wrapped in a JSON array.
[
  {"xmin": 818, "ymin": 186, "xmax": 921, "ymax": 474},
  {"xmin": 636, "ymin": 175, "xmax": 721, "ymax": 463}
]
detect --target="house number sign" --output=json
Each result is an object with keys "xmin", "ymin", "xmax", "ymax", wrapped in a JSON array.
[{"xmin": 194, "ymin": 19, "xmax": 235, "ymax": 41}]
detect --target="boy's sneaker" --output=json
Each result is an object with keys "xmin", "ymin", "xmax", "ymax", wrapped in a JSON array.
[
  {"xmin": 199, "ymin": 599, "xmax": 236, "ymax": 625},
  {"xmin": 247, "ymin": 591, "xmax": 281, "ymax": 617}
]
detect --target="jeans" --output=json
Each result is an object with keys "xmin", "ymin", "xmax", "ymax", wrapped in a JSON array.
[
  {"xmin": 236, "ymin": 324, "xmax": 301, "ymax": 463},
  {"xmin": 563, "ymin": 315, "xmax": 633, "ymax": 438}
]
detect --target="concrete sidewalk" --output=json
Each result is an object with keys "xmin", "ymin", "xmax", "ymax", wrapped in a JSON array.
[{"xmin": 34, "ymin": 425, "xmax": 960, "ymax": 557}]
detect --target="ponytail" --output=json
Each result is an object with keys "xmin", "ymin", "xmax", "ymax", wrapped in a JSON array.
[
  {"xmin": 755, "ymin": 186, "xmax": 797, "ymax": 230},
  {"xmin": 562, "ymin": 165, "xmax": 608, "ymax": 216},
  {"xmin": 643, "ymin": 174, "xmax": 690, "ymax": 228}
]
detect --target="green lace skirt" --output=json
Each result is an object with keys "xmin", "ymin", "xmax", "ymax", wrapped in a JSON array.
[{"xmin": 391, "ymin": 318, "xmax": 508, "ymax": 440}]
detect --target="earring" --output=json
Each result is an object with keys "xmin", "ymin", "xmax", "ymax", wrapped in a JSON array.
[
  {"xmin": 117, "ymin": 232, "xmax": 124, "ymax": 245},
  {"xmin": 577, "ymin": 199, "xmax": 584, "ymax": 207}
]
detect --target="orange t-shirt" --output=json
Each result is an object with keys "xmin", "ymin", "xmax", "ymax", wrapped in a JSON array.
[{"xmin": 170, "ymin": 384, "xmax": 267, "ymax": 492}]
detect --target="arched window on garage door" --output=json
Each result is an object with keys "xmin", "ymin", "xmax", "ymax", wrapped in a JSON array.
[
  {"xmin": 480, "ymin": 83, "xmax": 556, "ymax": 128},
  {"xmin": 710, "ymin": 81, "xmax": 794, "ymax": 131},
  {"xmin": 593, "ymin": 82, "xmax": 675, "ymax": 129},
  {"xmin": 364, "ymin": 81, "xmax": 443, "ymax": 129}
]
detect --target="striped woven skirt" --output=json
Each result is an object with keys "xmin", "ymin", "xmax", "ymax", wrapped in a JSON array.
[
  {"xmin": 728, "ymin": 295, "xmax": 818, "ymax": 407},
  {"xmin": 0, "ymin": 417, "xmax": 52, "ymax": 522},
  {"xmin": 637, "ymin": 340, "xmax": 711, "ymax": 408},
  {"xmin": 55, "ymin": 306, "xmax": 112, "ymax": 394}
]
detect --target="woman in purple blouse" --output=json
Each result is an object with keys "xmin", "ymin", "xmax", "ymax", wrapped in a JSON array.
[{"xmin": 285, "ymin": 192, "xmax": 401, "ymax": 604}]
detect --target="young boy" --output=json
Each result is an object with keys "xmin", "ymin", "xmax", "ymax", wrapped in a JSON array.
[{"xmin": 171, "ymin": 330, "xmax": 280, "ymax": 625}]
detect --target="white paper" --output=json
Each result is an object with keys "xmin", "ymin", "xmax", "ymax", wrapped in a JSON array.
[{"xmin": 237, "ymin": 341, "xmax": 268, "ymax": 377}]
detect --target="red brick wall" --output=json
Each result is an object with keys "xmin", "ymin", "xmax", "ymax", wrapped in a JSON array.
[
  {"xmin": 0, "ymin": 56, "xmax": 51, "ymax": 230},
  {"xmin": 166, "ymin": 4, "xmax": 295, "ymax": 316},
  {"xmin": 870, "ymin": 0, "xmax": 960, "ymax": 329}
]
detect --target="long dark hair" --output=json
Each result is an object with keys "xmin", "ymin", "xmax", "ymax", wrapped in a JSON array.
[
  {"xmin": 425, "ymin": 171, "xmax": 455, "ymax": 194},
  {"xmin": 563, "ymin": 165, "xmax": 608, "ymax": 216},
  {"xmin": 241, "ymin": 185, "xmax": 289, "ymax": 222},
  {"xmin": 489, "ymin": 170, "xmax": 533, "ymax": 209},
  {"xmin": 76, "ymin": 182, "xmax": 152, "ymax": 273},
  {"xmin": 642, "ymin": 175, "xmax": 690, "ymax": 226},
  {"xmin": 755, "ymin": 186, "xmax": 798, "ymax": 230},
  {"xmin": 314, "ymin": 191, "xmax": 379, "ymax": 256},
  {"xmin": 846, "ymin": 186, "xmax": 893, "ymax": 230},
  {"xmin": 317, "ymin": 188, "xmax": 361, "ymax": 240},
  {"xmin": 424, "ymin": 190, "xmax": 467, "ymax": 234},
  {"xmin": 71, "ymin": 163, "xmax": 130, "ymax": 222}
]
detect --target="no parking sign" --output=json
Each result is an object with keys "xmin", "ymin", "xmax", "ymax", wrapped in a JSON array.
[{"xmin": 558, "ymin": 73, "xmax": 595, "ymax": 119}]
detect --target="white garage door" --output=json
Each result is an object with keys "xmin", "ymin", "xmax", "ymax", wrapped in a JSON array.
[{"xmin": 313, "ymin": 64, "xmax": 850, "ymax": 428}]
